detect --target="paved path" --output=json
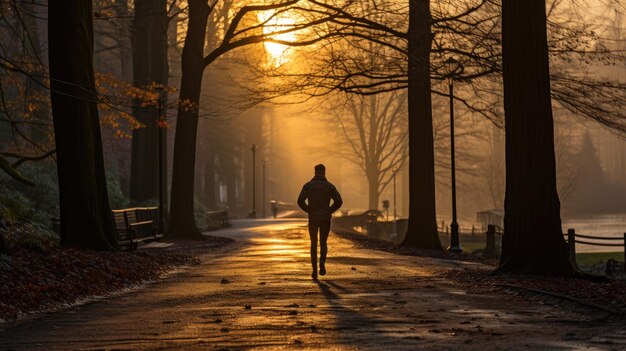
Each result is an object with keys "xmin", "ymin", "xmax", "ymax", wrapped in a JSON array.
[{"xmin": 0, "ymin": 220, "xmax": 624, "ymax": 350}]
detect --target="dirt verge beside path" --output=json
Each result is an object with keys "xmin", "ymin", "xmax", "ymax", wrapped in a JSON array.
[
  {"xmin": 335, "ymin": 230, "xmax": 626, "ymax": 316},
  {"xmin": 0, "ymin": 235, "xmax": 234, "ymax": 322}
]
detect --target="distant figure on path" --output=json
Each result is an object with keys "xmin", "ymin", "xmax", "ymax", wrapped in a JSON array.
[
  {"xmin": 297, "ymin": 164, "xmax": 343, "ymax": 280},
  {"xmin": 271, "ymin": 200, "xmax": 278, "ymax": 218}
]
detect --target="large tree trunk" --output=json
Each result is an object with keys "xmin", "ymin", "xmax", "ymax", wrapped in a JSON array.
[
  {"xmin": 401, "ymin": 0, "xmax": 441, "ymax": 249},
  {"xmin": 48, "ymin": 1, "xmax": 116, "ymax": 250},
  {"xmin": 167, "ymin": 0, "xmax": 209, "ymax": 239},
  {"xmin": 498, "ymin": 0, "xmax": 575, "ymax": 275},
  {"xmin": 130, "ymin": 0, "xmax": 169, "ymax": 203}
]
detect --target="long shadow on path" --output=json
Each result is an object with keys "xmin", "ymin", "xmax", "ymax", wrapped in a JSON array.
[{"xmin": 314, "ymin": 279, "xmax": 428, "ymax": 348}]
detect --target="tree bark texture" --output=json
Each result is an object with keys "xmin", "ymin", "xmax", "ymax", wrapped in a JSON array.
[
  {"xmin": 499, "ymin": 0, "xmax": 575, "ymax": 275},
  {"xmin": 130, "ymin": 0, "xmax": 169, "ymax": 203},
  {"xmin": 167, "ymin": 0, "xmax": 210, "ymax": 239},
  {"xmin": 401, "ymin": 0, "xmax": 441, "ymax": 249},
  {"xmin": 48, "ymin": 1, "xmax": 117, "ymax": 250}
]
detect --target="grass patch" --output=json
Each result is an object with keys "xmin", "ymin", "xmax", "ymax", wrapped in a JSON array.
[
  {"xmin": 458, "ymin": 240, "xmax": 486, "ymax": 253},
  {"xmin": 576, "ymin": 251, "xmax": 623, "ymax": 266},
  {"xmin": 439, "ymin": 234, "xmax": 487, "ymax": 253}
]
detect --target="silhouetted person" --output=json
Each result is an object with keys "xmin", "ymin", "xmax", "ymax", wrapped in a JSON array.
[{"xmin": 297, "ymin": 164, "xmax": 343, "ymax": 279}]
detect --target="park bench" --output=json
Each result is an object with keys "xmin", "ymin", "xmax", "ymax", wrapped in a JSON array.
[
  {"xmin": 134, "ymin": 207, "xmax": 165, "ymax": 238},
  {"xmin": 112, "ymin": 207, "xmax": 164, "ymax": 251},
  {"xmin": 206, "ymin": 209, "xmax": 230, "ymax": 230},
  {"xmin": 332, "ymin": 209, "xmax": 383, "ymax": 236}
]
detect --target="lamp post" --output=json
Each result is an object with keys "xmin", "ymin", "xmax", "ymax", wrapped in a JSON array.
[
  {"xmin": 248, "ymin": 144, "xmax": 257, "ymax": 219},
  {"xmin": 262, "ymin": 159, "xmax": 267, "ymax": 218},
  {"xmin": 445, "ymin": 57, "xmax": 462, "ymax": 253},
  {"xmin": 392, "ymin": 166, "xmax": 398, "ymax": 235},
  {"xmin": 156, "ymin": 85, "xmax": 166, "ymax": 233}
]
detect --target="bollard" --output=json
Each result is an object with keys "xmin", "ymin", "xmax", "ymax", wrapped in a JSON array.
[
  {"xmin": 483, "ymin": 224, "xmax": 497, "ymax": 258},
  {"xmin": 567, "ymin": 229, "xmax": 577, "ymax": 269}
]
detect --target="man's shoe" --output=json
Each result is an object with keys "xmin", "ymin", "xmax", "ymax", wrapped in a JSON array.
[
  {"xmin": 312, "ymin": 271, "xmax": 318, "ymax": 280},
  {"xmin": 319, "ymin": 264, "xmax": 326, "ymax": 276}
]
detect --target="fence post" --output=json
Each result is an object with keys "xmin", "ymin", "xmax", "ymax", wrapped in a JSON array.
[
  {"xmin": 567, "ymin": 229, "xmax": 577, "ymax": 269},
  {"xmin": 484, "ymin": 224, "xmax": 497, "ymax": 258}
]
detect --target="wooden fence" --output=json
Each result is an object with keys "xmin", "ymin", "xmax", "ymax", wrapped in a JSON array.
[{"xmin": 564, "ymin": 228, "xmax": 626, "ymax": 272}]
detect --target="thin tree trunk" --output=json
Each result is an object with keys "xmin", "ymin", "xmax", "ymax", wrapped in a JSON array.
[
  {"xmin": 367, "ymin": 168, "xmax": 379, "ymax": 210},
  {"xmin": 48, "ymin": 0, "xmax": 116, "ymax": 250},
  {"xmin": 22, "ymin": 1, "xmax": 48, "ymax": 143},
  {"xmin": 367, "ymin": 95, "xmax": 378, "ymax": 210},
  {"xmin": 401, "ymin": 0, "xmax": 441, "ymax": 249},
  {"xmin": 113, "ymin": 0, "xmax": 133, "ymax": 195},
  {"xmin": 130, "ymin": 0, "xmax": 168, "ymax": 202},
  {"xmin": 202, "ymin": 156, "xmax": 217, "ymax": 209},
  {"xmin": 115, "ymin": 0, "xmax": 133, "ymax": 83},
  {"xmin": 167, "ymin": 0, "xmax": 209, "ymax": 239},
  {"xmin": 498, "ymin": 0, "xmax": 575, "ymax": 275},
  {"xmin": 226, "ymin": 157, "xmax": 238, "ymax": 210}
]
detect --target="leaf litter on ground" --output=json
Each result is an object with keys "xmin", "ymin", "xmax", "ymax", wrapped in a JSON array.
[{"xmin": 0, "ymin": 235, "xmax": 233, "ymax": 321}]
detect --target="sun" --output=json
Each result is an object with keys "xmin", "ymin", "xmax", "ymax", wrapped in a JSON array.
[{"xmin": 258, "ymin": 10, "xmax": 298, "ymax": 65}]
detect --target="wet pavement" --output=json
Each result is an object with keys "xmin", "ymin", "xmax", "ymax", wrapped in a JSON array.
[{"xmin": 0, "ymin": 219, "xmax": 624, "ymax": 350}]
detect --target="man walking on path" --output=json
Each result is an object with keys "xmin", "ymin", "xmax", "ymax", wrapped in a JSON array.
[{"xmin": 297, "ymin": 164, "xmax": 343, "ymax": 279}]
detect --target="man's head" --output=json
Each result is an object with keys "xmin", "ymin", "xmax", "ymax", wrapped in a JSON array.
[{"xmin": 314, "ymin": 164, "xmax": 326, "ymax": 176}]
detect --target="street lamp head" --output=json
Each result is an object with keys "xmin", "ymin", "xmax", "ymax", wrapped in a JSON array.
[{"xmin": 444, "ymin": 57, "xmax": 461, "ymax": 78}]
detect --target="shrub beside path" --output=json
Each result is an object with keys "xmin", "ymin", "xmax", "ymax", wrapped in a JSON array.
[{"xmin": 0, "ymin": 219, "xmax": 624, "ymax": 350}]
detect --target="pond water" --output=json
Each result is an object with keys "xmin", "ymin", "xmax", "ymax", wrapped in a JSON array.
[{"xmin": 562, "ymin": 214, "xmax": 626, "ymax": 253}]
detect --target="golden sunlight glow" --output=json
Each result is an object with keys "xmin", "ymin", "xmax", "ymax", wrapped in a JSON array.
[{"xmin": 258, "ymin": 11, "xmax": 298, "ymax": 65}]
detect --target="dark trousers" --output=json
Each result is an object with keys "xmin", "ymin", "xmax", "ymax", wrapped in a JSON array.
[{"xmin": 308, "ymin": 219, "xmax": 331, "ymax": 270}]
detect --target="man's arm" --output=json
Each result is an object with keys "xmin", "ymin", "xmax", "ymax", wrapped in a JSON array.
[
  {"xmin": 297, "ymin": 184, "xmax": 309, "ymax": 213},
  {"xmin": 329, "ymin": 186, "xmax": 343, "ymax": 214}
]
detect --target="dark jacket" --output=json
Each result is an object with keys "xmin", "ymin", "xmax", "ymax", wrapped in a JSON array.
[{"xmin": 297, "ymin": 175, "xmax": 343, "ymax": 221}]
